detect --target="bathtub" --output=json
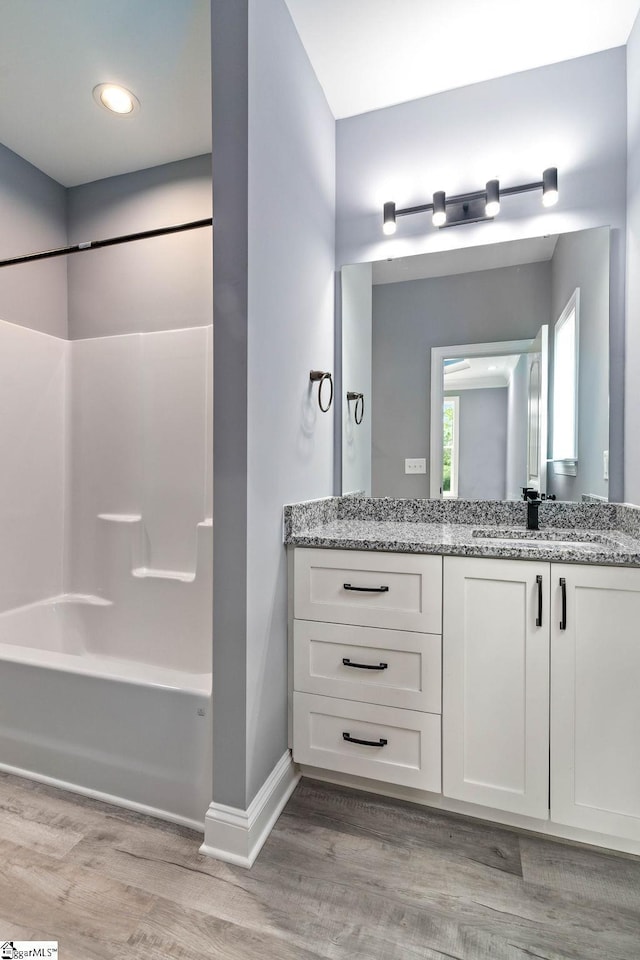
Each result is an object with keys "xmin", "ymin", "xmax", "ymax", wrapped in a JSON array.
[{"xmin": 0, "ymin": 595, "xmax": 212, "ymax": 829}]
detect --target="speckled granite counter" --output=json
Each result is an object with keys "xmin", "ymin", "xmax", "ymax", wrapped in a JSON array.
[{"xmin": 283, "ymin": 497, "xmax": 640, "ymax": 566}]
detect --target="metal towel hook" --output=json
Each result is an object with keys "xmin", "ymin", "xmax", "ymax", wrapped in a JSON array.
[
  {"xmin": 310, "ymin": 370, "xmax": 333, "ymax": 412},
  {"xmin": 347, "ymin": 391, "xmax": 365, "ymax": 425}
]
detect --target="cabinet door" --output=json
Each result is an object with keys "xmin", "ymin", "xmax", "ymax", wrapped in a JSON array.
[
  {"xmin": 551, "ymin": 564, "xmax": 640, "ymax": 841},
  {"xmin": 443, "ymin": 556, "xmax": 549, "ymax": 818}
]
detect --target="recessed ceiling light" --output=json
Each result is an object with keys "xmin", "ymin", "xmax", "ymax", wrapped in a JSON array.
[{"xmin": 93, "ymin": 83, "xmax": 140, "ymax": 116}]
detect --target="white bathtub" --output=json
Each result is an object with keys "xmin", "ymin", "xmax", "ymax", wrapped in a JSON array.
[{"xmin": 0, "ymin": 595, "xmax": 212, "ymax": 829}]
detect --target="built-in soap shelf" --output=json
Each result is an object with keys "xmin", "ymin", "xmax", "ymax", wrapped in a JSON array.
[
  {"xmin": 132, "ymin": 567, "xmax": 195, "ymax": 583},
  {"xmin": 97, "ymin": 513, "xmax": 211, "ymax": 583},
  {"xmin": 97, "ymin": 513, "xmax": 142, "ymax": 523}
]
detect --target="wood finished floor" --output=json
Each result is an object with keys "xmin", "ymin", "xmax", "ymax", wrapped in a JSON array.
[{"xmin": 1, "ymin": 773, "xmax": 640, "ymax": 960}]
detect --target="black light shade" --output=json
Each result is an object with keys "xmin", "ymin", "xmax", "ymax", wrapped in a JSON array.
[
  {"xmin": 485, "ymin": 179, "xmax": 500, "ymax": 217},
  {"xmin": 383, "ymin": 201, "xmax": 396, "ymax": 235},
  {"xmin": 432, "ymin": 191, "xmax": 446, "ymax": 227},
  {"xmin": 542, "ymin": 167, "xmax": 558, "ymax": 206}
]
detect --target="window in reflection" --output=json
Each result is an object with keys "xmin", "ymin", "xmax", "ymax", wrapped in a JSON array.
[{"xmin": 442, "ymin": 396, "xmax": 459, "ymax": 498}]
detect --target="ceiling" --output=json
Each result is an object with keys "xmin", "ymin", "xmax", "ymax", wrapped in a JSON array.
[
  {"xmin": 444, "ymin": 355, "xmax": 522, "ymax": 391},
  {"xmin": 4, "ymin": 1, "xmax": 637, "ymax": 186},
  {"xmin": 0, "ymin": 0, "xmax": 211, "ymax": 187},
  {"xmin": 373, "ymin": 235, "xmax": 559, "ymax": 284},
  {"xmin": 284, "ymin": 0, "xmax": 640, "ymax": 118}
]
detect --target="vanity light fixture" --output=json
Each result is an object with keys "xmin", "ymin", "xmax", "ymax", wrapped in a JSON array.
[
  {"xmin": 382, "ymin": 167, "xmax": 558, "ymax": 233},
  {"xmin": 93, "ymin": 83, "xmax": 140, "ymax": 116}
]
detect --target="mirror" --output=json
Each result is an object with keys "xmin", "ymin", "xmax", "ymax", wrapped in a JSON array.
[{"xmin": 341, "ymin": 227, "xmax": 610, "ymax": 502}]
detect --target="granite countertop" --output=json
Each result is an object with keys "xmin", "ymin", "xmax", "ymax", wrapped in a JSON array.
[{"xmin": 283, "ymin": 497, "xmax": 640, "ymax": 566}]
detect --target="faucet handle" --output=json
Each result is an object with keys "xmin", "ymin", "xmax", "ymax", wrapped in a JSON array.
[{"xmin": 522, "ymin": 487, "xmax": 540, "ymax": 501}]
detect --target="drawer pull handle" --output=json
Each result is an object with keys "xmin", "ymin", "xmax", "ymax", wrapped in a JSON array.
[
  {"xmin": 560, "ymin": 577, "xmax": 567, "ymax": 631},
  {"xmin": 343, "ymin": 583, "xmax": 389, "ymax": 593},
  {"xmin": 342, "ymin": 732, "xmax": 388, "ymax": 748},
  {"xmin": 342, "ymin": 657, "xmax": 388, "ymax": 670},
  {"xmin": 536, "ymin": 574, "xmax": 543, "ymax": 627}
]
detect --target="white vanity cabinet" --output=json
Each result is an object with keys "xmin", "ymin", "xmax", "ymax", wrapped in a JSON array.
[
  {"xmin": 289, "ymin": 545, "xmax": 640, "ymax": 850},
  {"xmin": 442, "ymin": 556, "xmax": 550, "ymax": 819},
  {"xmin": 443, "ymin": 556, "xmax": 640, "ymax": 843},
  {"xmin": 291, "ymin": 548, "xmax": 443, "ymax": 791},
  {"xmin": 551, "ymin": 564, "xmax": 640, "ymax": 841}
]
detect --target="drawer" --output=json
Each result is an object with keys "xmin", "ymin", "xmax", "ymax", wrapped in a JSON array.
[
  {"xmin": 294, "ymin": 548, "xmax": 442, "ymax": 633},
  {"xmin": 293, "ymin": 692, "xmax": 442, "ymax": 792},
  {"xmin": 293, "ymin": 620, "xmax": 441, "ymax": 712}
]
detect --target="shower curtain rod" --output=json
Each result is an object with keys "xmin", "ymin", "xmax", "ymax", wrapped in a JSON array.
[{"xmin": 0, "ymin": 217, "xmax": 213, "ymax": 268}]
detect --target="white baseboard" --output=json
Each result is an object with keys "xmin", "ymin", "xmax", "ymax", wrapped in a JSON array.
[{"xmin": 200, "ymin": 750, "xmax": 300, "ymax": 868}]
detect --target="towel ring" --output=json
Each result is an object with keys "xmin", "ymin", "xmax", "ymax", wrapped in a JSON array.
[
  {"xmin": 347, "ymin": 391, "xmax": 365, "ymax": 425},
  {"xmin": 310, "ymin": 370, "xmax": 333, "ymax": 412}
]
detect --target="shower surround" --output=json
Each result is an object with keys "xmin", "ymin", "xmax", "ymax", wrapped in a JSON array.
[{"xmin": 0, "ymin": 318, "xmax": 213, "ymax": 827}]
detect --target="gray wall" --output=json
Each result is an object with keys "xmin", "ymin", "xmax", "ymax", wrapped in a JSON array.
[
  {"xmin": 627, "ymin": 13, "xmax": 640, "ymax": 504},
  {"xmin": 246, "ymin": 0, "xmax": 335, "ymax": 802},
  {"xmin": 211, "ymin": 0, "xmax": 249, "ymax": 809},
  {"xmin": 67, "ymin": 155, "xmax": 212, "ymax": 339},
  {"xmin": 342, "ymin": 262, "xmax": 372, "ymax": 495},
  {"xmin": 549, "ymin": 228, "xmax": 610, "ymax": 501},
  {"xmin": 0, "ymin": 142, "xmax": 67, "ymax": 336},
  {"xmin": 337, "ymin": 48, "xmax": 627, "ymax": 503},
  {"xmin": 506, "ymin": 354, "xmax": 529, "ymax": 500},
  {"xmin": 371, "ymin": 261, "xmax": 550, "ymax": 498},
  {"xmin": 445, "ymin": 388, "xmax": 507, "ymax": 499},
  {"xmin": 211, "ymin": 0, "xmax": 335, "ymax": 809}
]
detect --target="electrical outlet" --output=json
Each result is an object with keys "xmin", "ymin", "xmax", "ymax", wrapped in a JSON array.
[
  {"xmin": 603, "ymin": 450, "xmax": 609, "ymax": 481},
  {"xmin": 405, "ymin": 458, "xmax": 426, "ymax": 474}
]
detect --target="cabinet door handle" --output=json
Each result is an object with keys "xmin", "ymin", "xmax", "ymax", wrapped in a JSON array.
[
  {"xmin": 343, "ymin": 583, "xmax": 389, "ymax": 593},
  {"xmin": 536, "ymin": 574, "xmax": 543, "ymax": 627},
  {"xmin": 342, "ymin": 657, "xmax": 388, "ymax": 671},
  {"xmin": 342, "ymin": 732, "xmax": 388, "ymax": 748},
  {"xmin": 559, "ymin": 577, "xmax": 567, "ymax": 630}
]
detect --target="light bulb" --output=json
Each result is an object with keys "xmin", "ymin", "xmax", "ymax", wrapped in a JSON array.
[
  {"xmin": 93, "ymin": 83, "xmax": 140, "ymax": 116},
  {"xmin": 542, "ymin": 167, "xmax": 558, "ymax": 207},
  {"xmin": 432, "ymin": 191, "xmax": 446, "ymax": 227},
  {"xmin": 383, "ymin": 201, "xmax": 397, "ymax": 235},
  {"xmin": 485, "ymin": 179, "xmax": 500, "ymax": 217}
]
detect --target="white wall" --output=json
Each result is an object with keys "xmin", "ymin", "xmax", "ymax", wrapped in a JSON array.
[
  {"xmin": 626, "ymin": 12, "xmax": 640, "ymax": 504},
  {"xmin": 341, "ymin": 262, "xmax": 372, "ymax": 495},
  {"xmin": 336, "ymin": 49, "xmax": 627, "ymax": 502},
  {"xmin": 67, "ymin": 327, "xmax": 212, "ymax": 672},
  {"xmin": 0, "ymin": 321, "xmax": 66, "ymax": 612}
]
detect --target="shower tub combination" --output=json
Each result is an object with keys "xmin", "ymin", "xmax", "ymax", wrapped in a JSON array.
[
  {"xmin": 0, "ymin": 592, "xmax": 212, "ymax": 828},
  {"xmin": 0, "ymin": 321, "xmax": 214, "ymax": 830}
]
